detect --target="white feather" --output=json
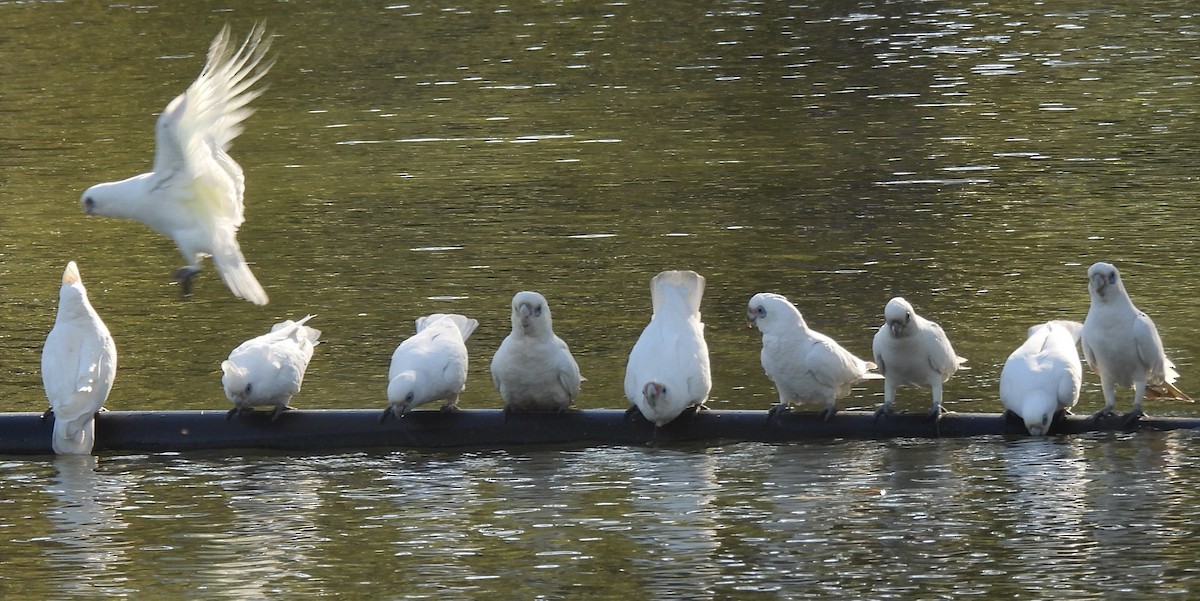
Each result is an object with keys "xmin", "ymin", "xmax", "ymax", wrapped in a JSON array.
[
  {"xmin": 385, "ymin": 313, "xmax": 478, "ymax": 417},
  {"xmin": 222, "ymin": 315, "xmax": 320, "ymax": 412},
  {"xmin": 999, "ymin": 321, "xmax": 1083, "ymax": 435},
  {"xmin": 624, "ymin": 270, "xmax": 711, "ymax": 427},
  {"xmin": 748, "ymin": 293, "xmax": 880, "ymax": 418},
  {"xmin": 80, "ymin": 24, "xmax": 274, "ymax": 305},
  {"xmin": 871, "ymin": 297, "xmax": 967, "ymax": 416},
  {"xmin": 42, "ymin": 262, "xmax": 118, "ymax": 455},
  {"xmin": 490, "ymin": 291, "xmax": 583, "ymax": 412}
]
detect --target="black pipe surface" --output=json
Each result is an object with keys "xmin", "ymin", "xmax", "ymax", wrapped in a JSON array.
[{"xmin": 2, "ymin": 408, "xmax": 1198, "ymax": 455}]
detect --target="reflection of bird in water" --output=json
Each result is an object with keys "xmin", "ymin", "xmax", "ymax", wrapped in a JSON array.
[{"xmin": 44, "ymin": 455, "xmax": 132, "ymax": 596}]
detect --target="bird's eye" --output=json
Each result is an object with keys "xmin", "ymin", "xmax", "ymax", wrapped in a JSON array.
[
  {"xmin": 534, "ymin": 305, "xmax": 543, "ymax": 317},
  {"xmin": 84, "ymin": 197, "xmax": 95, "ymax": 210},
  {"xmin": 756, "ymin": 306, "xmax": 766, "ymax": 317},
  {"xmin": 905, "ymin": 311, "xmax": 912, "ymax": 323},
  {"xmin": 244, "ymin": 383, "xmax": 253, "ymax": 395},
  {"xmin": 1107, "ymin": 272, "xmax": 1116, "ymax": 285},
  {"xmin": 406, "ymin": 392, "xmax": 414, "ymax": 402}
]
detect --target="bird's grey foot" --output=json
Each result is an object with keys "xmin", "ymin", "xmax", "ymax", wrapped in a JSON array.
[
  {"xmin": 502, "ymin": 405, "xmax": 515, "ymax": 422},
  {"xmin": 1090, "ymin": 408, "xmax": 1115, "ymax": 422},
  {"xmin": 269, "ymin": 405, "xmax": 294, "ymax": 422},
  {"xmin": 1119, "ymin": 409, "xmax": 1146, "ymax": 427},
  {"xmin": 379, "ymin": 406, "xmax": 394, "ymax": 423},
  {"xmin": 226, "ymin": 406, "xmax": 245, "ymax": 420},
  {"xmin": 818, "ymin": 406, "xmax": 837, "ymax": 422},
  {"xmin": 682, "ymin": 403, "xmax": 708, "ymax": 418},
  {"xmin": 926, "ymin": 405, "xmax": 946, "ymax": 421},
  {"xmin": 172, "ymin": 266, "xmax": 201, "ymax": 296},
  {"xmin": 41, "ymin": 407, "xmax": 53, "ymax": 421},
  {"xmin": 767, "ymin": 403, "xmax": 790, "ymax": 421},
  {"xmin": 873, "ymin": 404, "xmax": 895, "ymax": 422},
  {"xmin": 439, "ymin": 402, "xmax": 460, "ymax": 413},
  {"xmin": 624, "ymin": 405, "xmax": 644, "ymax": 422}
]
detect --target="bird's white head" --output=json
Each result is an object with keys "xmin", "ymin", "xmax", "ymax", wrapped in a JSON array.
[
  {"xmin": 747, "ymin": 293, "xmax": 803, "ymax": 333},
  {"xmin": 1024, "ymin": 410, "xmax": 1053, "ymax": 437},
  {"xmin": 642, "ymin": 381, "xmax": 667, "ymax": 408},
  {"xmin": 511, "ymin": 291, "xmax": 551, "ymax": 335},
  {"xmin": 221, "ymin": 360, "xmax": 252, "ymax": 404},
  {"xmin": 883, "ymin": 297, "xmax": 915, "ymax": 338},
  {"xmin": 386, "ymin": 371, "xmax": 421, "ymax": 414},
  {"xmin": 1087, "ymin": 262, "xmax": 1122, "ymax": 301}
]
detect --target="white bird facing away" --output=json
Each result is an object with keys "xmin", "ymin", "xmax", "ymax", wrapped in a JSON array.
[
  {"xmin": 999, "ymin": 320, "xmax": 1084, "ymax": 436},
  {"xmin": 747, "ymin": 293, "xmax": 882, "ymax": 421},
  {"xmin": 490, "ymin": 291, "xmax": 583, "ymax": 413},
  {"xmin": 383, "ymin": 314, "xmax": 479, "ymax": 421},
  {"xmin": 872, "ymin": 297, "xmax": 967, "ymax": 418},
  {"xmin": 80, "ymin": 24, "xmax": 274, "ymax": 305},
  {"xmin": 222, "ymin": 315, "xmax": 320, "ymax": 420},
  {"xmin": 1081, "ymin": 262, "xmax": 1191, "ymax": 421},
  {"xmin": 624, "ymin": 270, "xmax": 712, "ymax": 427},
  {"xmin": 42, "ymin": 262, "xmax": 118, "ymax": 455}
]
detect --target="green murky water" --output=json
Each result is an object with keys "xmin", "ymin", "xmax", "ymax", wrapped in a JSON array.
[{"xmin": 2, "ymin": 0, "xmax": 1198, "ymax": 598}]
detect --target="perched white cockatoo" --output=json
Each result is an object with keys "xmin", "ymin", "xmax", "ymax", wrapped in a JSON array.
[
  {"xmin": 872, "ymin": 297, "xmax": 967, "ymax": 419},
  {"xmin": 382, "ymin": 314, "xmax": 478, "ymax": 420},
  {"xmin": 747, "ymin": 293, "xmax": 882, "ymax": 420},
  {"xmin": 490, "ymin": 291, "xmax": 583, "ymax": 413},
  {"xmin": 624, "ymin": 270, "xmax": 712, "ymax": 427},
  {"xmin": 1081, "ymin": 262, "xmax": 1190, "ymax": 422},
  {"xmin": 999, "ymin": 320, "xmax": 1084, "ymax": 436},
  {"xmin": 80, "ymin": 24, "xmax": 274, "ymax": 305},
  {"xmin": 222, "ymin": 315, "xmax": 320, "ymax": 420},
  {"xmin": 41, "ymin": 262, "xmax": 118, "ymax": 455}
]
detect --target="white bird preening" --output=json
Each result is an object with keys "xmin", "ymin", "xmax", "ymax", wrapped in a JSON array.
[
  {"xmin": 871, "ymin": 297, "xmax": 967, "ymax": 419},
  {"xmin": 222, "ymin": 315, "xmax": 320, "ymax": 420},
  {"xmin": 41, "ymin": 262, "xmax": 118, "ymax": 455},
  {"xmin": 747, "ymin": 293, "xmax": 882, "ymax": 421},
  {"xmin": 999, "ymin": 320, "xmax": 1084, "ymax": 436},
  {"xmin": 80, "ymin": 24, "xmax": 274, "ymax": 305},
  {"xmin": 383, "ymin": 313, "xmax": 479, "ymax": 421},
  {"xmin": 624, "ymin": 270, "xmax": 712, "ymax": 427},
  {"xmin": 1081, "ymin": 262, "xmax": 1191, "ymax": 423},
  {"xmin": 490, "ymin": 291, "xmax": 583, "ymax": 414}
]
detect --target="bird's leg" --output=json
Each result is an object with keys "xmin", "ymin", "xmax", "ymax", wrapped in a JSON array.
[
  {"xmin": 1091, "ymin": 379, "xmax": 1117, "ymax": 420},
  {"xmin": 439, "ymin": 398, "xmax": 460, "ymax": 413},
  {"xmin": 502, "ymin": 404, "xmax": 514, "ymax": 422},
  {"xmin": 269, "ymin": 404, "xmax": 294, "ymax": 422},
  {"xmin": 226, "ymin": 406, "xmax": 243, "ymax": 420},
  {"xmin": 818, "ymin": 401, "xmax": 837, "ymax": 422},
  {"xmin": 874, "ymin": 381, "xmax": 897, "ymax": 421},
  {"xmin": 1121, "ymin": 382, "xmax": 1148, "ymax": 426},
  {"xmin": 41, "ymin": 407, "xmax": 53, "ymax": 421},
  {"xmin": 379, "ymin": 406, "xmax": 394, "ymax": 423},
  {"xmin": 767, "ymin": 402, "xmax": 790, "ymax": 421},
  {"xmin": 172, "ymin": 266, "xmax": 202, "ymax": 297},
  {"xmin": 927, "ymin": 381, "xmax": 945, "ymax": 421}
]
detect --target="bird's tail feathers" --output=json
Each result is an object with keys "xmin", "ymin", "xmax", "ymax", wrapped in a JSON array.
[
  {"xmin": 417, "ymin": 313, "xmax": 479, "ymax": 341},
  {"xmin": 651, "ymin": 270, "xmax": 705, "ymax": 316},
  {"xmin": 213, "ymin": 250, "xmax": 269, "ymax": 305},
  {"xmin": 62, "ymin": 261, "xmax": 82, "ymax": 286},
  {"xmin": 861, "ymin": 361, "xmax": 886, "ymax": 380},
  {"xmin": 1147, "ymin": 381, "xmax": 1193, "ymax": 402},
  {"xmin": 270, "ymin": 315, "xmax": 320, "ymax": 345}
]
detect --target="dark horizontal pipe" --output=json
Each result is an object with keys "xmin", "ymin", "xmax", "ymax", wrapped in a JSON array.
[{"xmin": 2, "ymin": 408, "xmax": 1199, "ymax": 455}]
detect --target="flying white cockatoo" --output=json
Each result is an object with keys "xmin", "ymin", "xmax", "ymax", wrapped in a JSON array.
[
  {"xmin": 491, "ymin": 291, "xmax": 583, "ymax": 414},
  {"xmin": 747, "ymin": 293, "xmax": 882, "ymax": 420},
  {"xmin": 80, "ymin": 24, "xmax": 274, "ymax": 305},
  {"xmin": 42, "ymin": 262, "xmax": 118, "ymax": 455},
  {"xmin": 222, "ymin": 315, "xmax": 320, "ymax": 420},
  {"xmin": 624, "ymin": 270, "xmax": 712, "ymax": 427},
  {"xmin": 382, "ymin": 313, "xmax": 478, "ymax": 420},
  {"xmin": 1081, "ymin": 262, "xmax": 1190, "ymax": 423},
  {"xmin": 999, "ymin": 320, "xmax": 1084, "ymax": 436},
  {"xmin": 872, "ymin": 297, "xmax": 967, "ymax": 419}
]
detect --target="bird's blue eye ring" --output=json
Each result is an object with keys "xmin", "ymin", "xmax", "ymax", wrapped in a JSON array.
[
  {"xmin": 244, "ymin": 383, "xmax": 253, "ymax": 395},
  {"xmin": 1107, "ymin": 273, "xmax": 1116, "ymax": 285},
  {"xmin": 534, "ymin": 305, "xmax": 543, "ymax": 316},
  {"xmin": 756, "ymin": 306, "xmax": 766, "ymax": 317}
]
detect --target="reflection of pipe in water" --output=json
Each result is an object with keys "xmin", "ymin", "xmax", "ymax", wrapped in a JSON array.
[{"xmin": 44, "ymin": 455, "xmax": 133, "ymax": 597}]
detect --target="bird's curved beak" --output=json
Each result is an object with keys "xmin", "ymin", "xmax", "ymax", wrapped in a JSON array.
[
  {"xmin": 888, "ymin": 320, "xmax": 905, "ymax": 338},
  {"xmin": 1091, "ymin": 273, "xmax": 1107, "ymax": 298},
  {"xmin": 746, "ymin": 311, "xmax": 757, "ymax": 329},
  {"xmin": 517, "ymin": 303, "xmax": 533, "ymax": 329}
]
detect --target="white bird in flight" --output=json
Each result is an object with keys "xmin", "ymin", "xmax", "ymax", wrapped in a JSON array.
[
  {"xmin": 222, "ymin": 315, "xmax": 320, "ymax": 420},
  {"xmin": 748, "ymin": 293, "xmax": 882, "ymax": 420},
  {"xmin": 491, "ymin": 291, "xmax": 583, "ymax": 414},
  {"xmin": 624, "ymin": 270, "xmax": 712, "ymax": 427},
  {"xmin": 42, "ymin": 262, "xmax": 118, "ymax": 455},
  {"xmin": 383, "ymin": 313, "xmax": 478, "ymax": 421},
  {"xmin": 872, "ymin": 297, "xmax": 967, "ymax": 419},
  {"xmin": 80, "ymin": 24, "xmax": 274, "ymax": 305},
  {"xmin": 1081, "ymin": 262, "xmax": 1190, "ymax": 423},
  {"xmin": 999, "ymin": 320, "xmax": 1083, "ymax": 436}
]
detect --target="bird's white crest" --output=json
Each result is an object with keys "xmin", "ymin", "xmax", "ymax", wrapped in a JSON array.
[
  {"xmin": 42, "ymin": 261, "xmax": 118, "ymax": 454},
  {"xmin": 384, "ymin": 313, "xmax": 477, "ymax": 419},
  {"xmin": 1081, "ymin": 262, "xmax": 1190, "ymax": 420},
  {"xmin": 491, "ymin": 291, "xmax": 583, "ymax": 412},
  {"xmin": 221, "ymin": 314, "xmax": 320, "ymax": 414},
  {"xmin": 748, "ymin": 292, "xmax": 880, "ymax": 419},
  {"xmin": 80, "ymin": 24, "xmax": 274, "ymax": 305},
  {"xmin": 872, "ymin": 296, "xmax": 966, "ymax": 417},
  {"xmin": 1000, "ymin": 321, "xmax": 1084, "ymax": 436},
  {"xmin": 624, "ymin": 270, "xmax": 711, "ymax": 426}
]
